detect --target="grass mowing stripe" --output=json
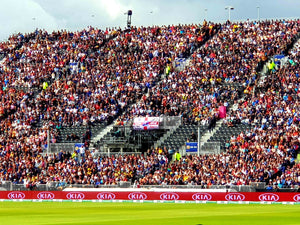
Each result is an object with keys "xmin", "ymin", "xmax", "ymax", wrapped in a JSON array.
[{"xmin": 0, "ymin": 202, "xmax": 300, "ymax": 225}]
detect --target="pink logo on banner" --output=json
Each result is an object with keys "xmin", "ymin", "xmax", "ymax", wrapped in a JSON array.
[
  {"xmin": 293, "ymin": 194, "xmax": 300, "ymax": 202},
  {"xmin": 8, "ymin": 192, "xmax": 25, "ymax": 199},
  {"xmin": 97, "ymin": 192, "xmax": 116, "ymax": 200},
  {"xmin": 128, "ymin": 193, "xmax": 147, "ymax": 200},
  {"xmin": 192, "ymin": 193, "xmax": 212, "ymax": 201},
  {"xmin": 37, "ymin": 192, "xmax": 55, "ymax": 200},
  {"xmin": 160, "ymin": 193, "xmax": 179, "ymax": 201},
  {"xmin": 259, "ymin": 193, "xmax": 279, "ymax": 202},
  {"xmin": 66, "ymin": 192, "xmax": 85, "ymax": 200},
  {"xmin": 225, "ymin": 193, "xmax": 245, "ymax": 201}
]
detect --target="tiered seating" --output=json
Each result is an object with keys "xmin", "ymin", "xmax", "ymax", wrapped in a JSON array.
[
  {"xmin": 204, "ymin": 123, "xmax": 251, "ymax": 151},
  {"xmin": 0, "ymin": 19, "xmax": 299, "ymax": 188},
  {"xmin": 152, "ymin": 20, "xmax": 299, "ymax": 151},
  {"xmin": 58, "ymin": 125, "xmax": 104, "ymax": 143},
  {"xmin": 161, "ymin": 124, "xmax": 207, "ymax": 150},
  {"xmin": 97, "ymin": 23, "xmax": 221, "ymax": 150}
]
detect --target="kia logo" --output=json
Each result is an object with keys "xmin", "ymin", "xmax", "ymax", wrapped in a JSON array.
[
  {"xmin": 259, "ymin": 193, "xmax": 279, "ymax": 202},
  {"xmin": 8, "ymin": 192, "xmax": 25, "ymax": 199},
  {"xmin": 66, "ymin": 192, "xmax": 85, "ymax": 200},
  {"xmin": 192, "ymin": 193, "xmax": 212, "ymax": 201},
  {"xmin": 97, "ymin": 192, "xmax": 116, "ymax": 200},
  {"xmin": 37, "ymin": 192, "xmax": 55, "ymax": 200},
  {"xmin": 128, "ymin": 192, "xmax": 147, "ymax": 200},
  {"xmin": 293, "ymin": 194, "xmax": 300, "ymax": 202},
  {"xmin": 160, "ymin": 192, "xmax": 179, "ymax": 201},
  {"xmin": 225, "ymin": 193, "xmax": 245, "ymax": 201}
]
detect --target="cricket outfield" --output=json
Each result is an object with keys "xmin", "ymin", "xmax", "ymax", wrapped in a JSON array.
[{"xmin": 0, "ymin": 202, "xmax": 299, "ymax": 225}]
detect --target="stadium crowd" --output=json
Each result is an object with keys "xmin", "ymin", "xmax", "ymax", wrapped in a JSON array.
[
  {"xmin": 126, "ymin": 20, "xmax": 300, "ymax": 126},
  {"xmin": 0, "ymin": 19, "xmax": 299, "ymax": 189}
]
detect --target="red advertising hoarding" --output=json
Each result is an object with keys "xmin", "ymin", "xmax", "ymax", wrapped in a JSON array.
[{"xmin": 1, "ymin": 191, "xmax": 300, "ymax": 202}]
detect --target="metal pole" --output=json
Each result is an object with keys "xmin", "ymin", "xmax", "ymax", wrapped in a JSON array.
[
  {"xmin": 204, "ymin": 9, "xmax": 207, "ymax": 20},
  {"xmin": 150, "ymin": 11, "xmax": 153, "ymax": 26},
  {"xmin": 47, "ymin": 129, "xmax": 50, "ymax": 155},
  {"xmin": 32, "ymin": 17, "xmax": 36, "ymax": 30},
  {"xmin": 225, "ymin": 6, "xmax": 234, "ymax": 22},
  {"xmin": 257, "ymin": 7, "xmax": 260, "ymax": 21},
  {"xmin": 197, "ymin": 126, "xmax": 200, "ymax": 156}
]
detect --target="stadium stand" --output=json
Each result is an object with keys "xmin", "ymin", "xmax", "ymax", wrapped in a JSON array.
[{"xmin": 0, "ymin": 19, "xmax": 299, "ymax": 189}]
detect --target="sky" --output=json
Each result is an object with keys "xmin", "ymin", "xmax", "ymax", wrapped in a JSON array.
[{"xmin": 0, "ymin": 0, "xmax": 300, "ymax": 41}]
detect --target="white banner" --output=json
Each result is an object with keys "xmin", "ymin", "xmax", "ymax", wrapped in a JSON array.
[{"xmin": 133, "ymin": 117, "xmax": 160, "ymax": 130}]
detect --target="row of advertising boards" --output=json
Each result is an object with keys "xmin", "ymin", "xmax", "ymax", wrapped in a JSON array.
[{"xmin": 1, "ymin": 191, "xmax": 300, "ymax": 202}]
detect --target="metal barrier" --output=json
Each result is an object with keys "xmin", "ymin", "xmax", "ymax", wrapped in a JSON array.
[
  {"xmin": 200, "ymin": 142, "xmax": 222, "ymax": 154},
  {"xmin": 96, "ymin": 152, "xmax": 142, "ymax": 157},
  {"xmin": 173, "ymin": 58, "xmax": 187, "ymax": 71},
  {"xmin": 47, "ymin": 143, "xmax": 75, "ymax": 155},
  {"xmin": 0, "ymin": 181, "xmax": 133, "ymax": 191},
  {"xmin": 1, "ymin": 181, "xmax": 298, "ymax": 192},
  {"xmin": 0, "ymin": 182, "xmax": 59, "ymax": 191},
  {"xmin": 139, "ymin": 185, "xmax": 257, "ymax": 192},
  {"xmin": 209, "ymin": 185, "xmax": 255, "ymax": 192},
  {"xmin": 160, "ymin": 116, "xmax": 182, "ymax": 129}
]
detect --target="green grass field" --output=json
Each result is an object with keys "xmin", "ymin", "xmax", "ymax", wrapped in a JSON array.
[{"xmin": 0, "ymin": 202, "xmax": 299, "ymax": 225}]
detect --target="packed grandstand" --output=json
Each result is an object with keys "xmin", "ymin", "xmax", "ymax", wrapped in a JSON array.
[{"xmin": 0, "ymin": 19, "xmax": 299, "ymax": 191}]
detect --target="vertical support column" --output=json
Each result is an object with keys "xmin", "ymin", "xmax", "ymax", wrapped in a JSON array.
[
  {"xmin": 47, "ymin": 129, "xmax": 50, "ymax": 155},
  {"xmin": 197, "ymin": 126, "xmax": 201, "ymax": 157}
]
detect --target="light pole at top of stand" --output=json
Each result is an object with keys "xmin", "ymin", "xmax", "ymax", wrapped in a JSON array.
[
  {"xmin": 126, "ymin": 10, "xmax": 132, "ymax": 28},
  {"xmin": 257, "ymin": 6, "xmax": 260, "ymax": 21},
  {"xmin": 150, "ymin": 11, "xmax": 154, "ymax": 27},
  {"xmin": 225, "ymin": 6, "xmax": 234, "ymax": 21},
  {"xmin": 32, "ymin": 17, "xmax": 37, "ymax": 31},
  {"xmin": 204, "ymin": 8, "xmax": 208, "ymax": 21}
]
